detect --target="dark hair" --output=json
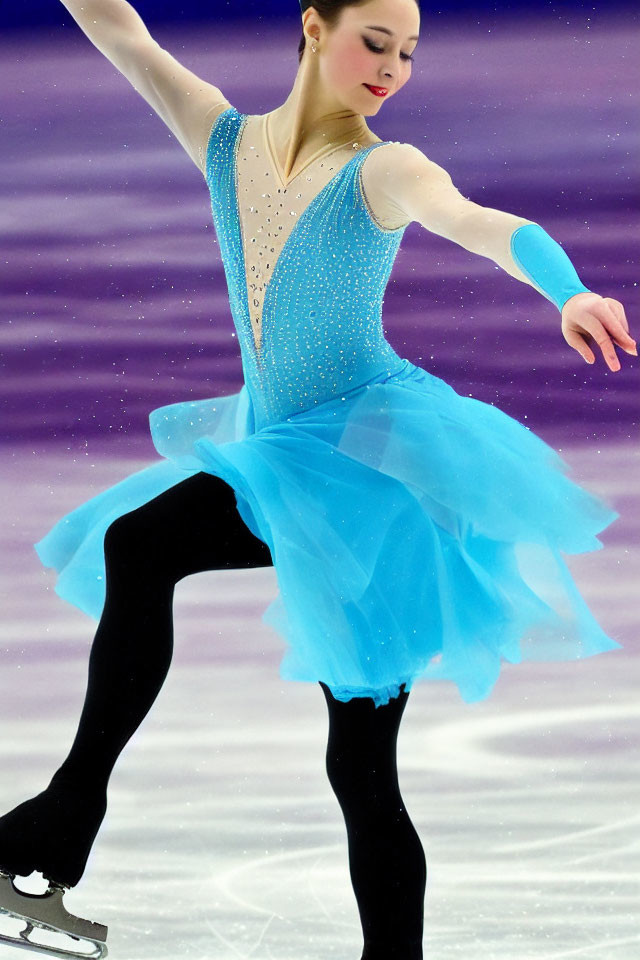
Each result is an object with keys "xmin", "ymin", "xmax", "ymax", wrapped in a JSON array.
[{"xmin": 297, "ymin": 0, "xmax": 420, "ymax": 65}]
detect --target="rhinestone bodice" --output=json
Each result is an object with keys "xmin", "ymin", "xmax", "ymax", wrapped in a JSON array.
[{"xmin": 204, "ymin": 106, "xmax": 409, "ymax": 431}]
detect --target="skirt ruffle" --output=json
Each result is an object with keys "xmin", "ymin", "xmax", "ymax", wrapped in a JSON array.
[{"xmin": 34, "ymin": 359, "xmax": 622, "ymax": 707}]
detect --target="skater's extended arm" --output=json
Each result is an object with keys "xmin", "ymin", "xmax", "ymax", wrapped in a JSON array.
[
  {"xmin": 372, "ymin": 143, "xmax": 635, "ymax": 368},
  {"xmin": 370, "ymin": 142, "xmax": 593, "ymax": 313},
  {"xmin": 58, "ymin": 1, "xmax": 230, "ymax": 173}
]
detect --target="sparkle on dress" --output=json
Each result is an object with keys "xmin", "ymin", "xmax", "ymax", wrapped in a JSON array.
[
  {"xmin": 203, "ymin": 107, "xmax": 409, "ymax": 431},
  {"xmin": 31, "ymin": 102, "xmax": 622, "ymax": 710}
]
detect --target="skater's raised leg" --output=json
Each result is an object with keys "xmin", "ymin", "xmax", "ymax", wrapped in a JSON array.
[
  {"xmin": 319, "ymin": 681, "xmax": 427, "ymax": 960},
  {"xmin": 0, "ymin": 471, "xmax": 272, "ymax": 888}
]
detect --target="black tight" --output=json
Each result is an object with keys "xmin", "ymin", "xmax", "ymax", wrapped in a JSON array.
[
  {"xmin": 320, "ymin": 682, "xmax": 427, "ymax": 960},
  {"xmin": 49, "ymin": 471, "xmax": 274, "ymax": 791},
  {"xmin": 0, "ymin": 471, "xmax": 426, "ymax": 957}
]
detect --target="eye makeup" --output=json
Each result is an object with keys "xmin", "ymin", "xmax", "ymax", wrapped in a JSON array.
[{"xmin": 363, "ymin": 36, "xmax": 415, "ymax": 62}]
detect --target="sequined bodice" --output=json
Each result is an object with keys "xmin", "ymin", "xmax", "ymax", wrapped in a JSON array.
[{"xmin": 204, "ymin": 106, "xmax": 409, "ymax": 431}]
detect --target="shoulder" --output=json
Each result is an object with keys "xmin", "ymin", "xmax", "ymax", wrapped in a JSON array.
[
  {"xmin": 368, "ymin": 141, "xmax": 453, "ymax": 176},
  {"xmin": 358, "ymin": 142, "xmax": 414, "ymax": 230},
  {"xmin": 365, "ymin": 141, "xmax": 455, "ymax": 195},
  {"xmin": 362, "ymin": 141, "xmax": 466, "ymax": 230}
]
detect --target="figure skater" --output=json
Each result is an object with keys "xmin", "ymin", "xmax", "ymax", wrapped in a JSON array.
[{"xmin": 0, "ymin": 1, "xmax": 634, "ymax": 958}]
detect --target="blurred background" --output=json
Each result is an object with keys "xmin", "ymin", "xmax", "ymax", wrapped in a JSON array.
[
  {"xmin": 2, "ymin": 0, "xmax": 638, "ymax": 454},
  {"xmin": 1, "ymin": 3, "xmax": 639, "ymax": 959}
]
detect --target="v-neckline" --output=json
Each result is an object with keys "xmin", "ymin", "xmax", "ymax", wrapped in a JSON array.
[
  {"xmin": 232, "ymin": 110, "xmax": 385, "ymax": 362},
  {"xmin": 263, "ymin": 111, "xmax": 368, "ymax": 191}
]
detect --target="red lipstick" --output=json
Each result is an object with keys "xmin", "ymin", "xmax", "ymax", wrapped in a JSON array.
[{"xmin": 363, "ymin": 84, "xmax": 388, "ymax": 97}]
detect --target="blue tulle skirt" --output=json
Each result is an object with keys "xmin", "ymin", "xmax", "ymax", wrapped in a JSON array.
[{"xmin": 34, "ymin": 358, "xmax": 622, "ymax": 707}]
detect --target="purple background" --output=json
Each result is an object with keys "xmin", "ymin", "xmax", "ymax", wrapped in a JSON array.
[{"xmin": 1, "ymin": 9, "xmax": 638, "ymax": 460}]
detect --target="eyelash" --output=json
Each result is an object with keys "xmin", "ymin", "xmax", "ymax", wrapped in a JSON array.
[{"xmin": 364, "ymin": 38, "xmax": 415, "ymax": 62}]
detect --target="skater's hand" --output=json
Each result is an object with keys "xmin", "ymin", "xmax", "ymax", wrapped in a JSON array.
[{"xmin": 561, "ymin": 292, "xmax": 636, "ymax": 371}]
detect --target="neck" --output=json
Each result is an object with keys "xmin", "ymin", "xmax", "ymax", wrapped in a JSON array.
[{"xmin": 268, "ymin": 49, "xmax": 371, "ymax": 181}]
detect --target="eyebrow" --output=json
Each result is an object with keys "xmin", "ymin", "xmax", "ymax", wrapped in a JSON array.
[{"xmin": 365, "ymin": 25, "xmax": 420, "ymax": 42}]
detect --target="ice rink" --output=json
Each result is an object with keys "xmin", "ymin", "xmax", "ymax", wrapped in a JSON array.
[
  {"xmin": 1, "ymin": 9, "xmax": 638, "ymax": 959},
  {"xmin": 1, "ymin": 443, "xmax": 638, "ymax": 959}
]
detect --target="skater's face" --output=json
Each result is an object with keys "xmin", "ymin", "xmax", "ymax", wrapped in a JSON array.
[{"xmin": 303, "ymin": 0, "xmax": 420, "ymax": 112}]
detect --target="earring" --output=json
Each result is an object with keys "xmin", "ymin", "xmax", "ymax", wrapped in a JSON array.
[{"xmin": 312, "ymin": 43, "xmax": 317, "ymax": 53}]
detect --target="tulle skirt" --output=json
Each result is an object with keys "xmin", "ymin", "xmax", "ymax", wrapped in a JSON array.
[{"xmin": 34, "ymin": 358, "xmax": 622, "ymax": 707}]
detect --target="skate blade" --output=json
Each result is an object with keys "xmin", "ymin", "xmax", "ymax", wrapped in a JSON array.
[{"xmin": 0, "ymin": 872, "xmax": 108, "ymax": 960}]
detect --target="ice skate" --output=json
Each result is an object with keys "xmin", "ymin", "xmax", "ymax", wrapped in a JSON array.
[
  {"xmin": 0, "ymin": 869, "xmax": 108, "ymax": 959},
  {"xmin": 0, "ymin": 780, "xmax": 109, "ymax": 958}
]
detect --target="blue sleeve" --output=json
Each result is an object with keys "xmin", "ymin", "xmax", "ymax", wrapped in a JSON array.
[{"xmin": 510, "ymin": 222, "xmax": 592, "ymax": 313}]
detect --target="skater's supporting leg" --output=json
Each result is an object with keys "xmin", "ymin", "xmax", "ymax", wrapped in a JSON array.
[
  {"xmin": 0, "ymin": 471, "xmax": 272, "ymax": 887},
  {"xmin": 319, "ymin": 681, "xmax": 427, "ymax": 960}
]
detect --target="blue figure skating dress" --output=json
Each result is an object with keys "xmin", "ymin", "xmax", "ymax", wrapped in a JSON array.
[{"xmin": 34, "ymin": 106, "xmax": 622, "ymax": 707}]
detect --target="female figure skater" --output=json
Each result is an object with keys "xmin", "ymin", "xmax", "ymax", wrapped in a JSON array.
[{"xmin": 0, "ymin": 1, "xmax": 634, "ymax": 957}]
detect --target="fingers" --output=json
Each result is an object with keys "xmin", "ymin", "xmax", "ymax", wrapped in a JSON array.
[
  {"xmin": 562, "ymin": 296, "xmax": 636, "ymax": 369},
  {"xmin": 566, "ymin": 319, "xmax": 621, "ymax": 370},
  {"xmin": 564, "ymin": 329, "xmax": 596, "ymax": 365},
  {"xmin": 604, "ymin": 298, "xmax": 637, "ymax": 353},
  {"xmin": 604, "ymin": 297, "xmax": 629, "ymax": 333},
  {"xmin": 576, "ymin": 306, "xmax": 637, "ymax": 370},
  {"xmin": 587, "ymin": 318, "xmax": 624, "ymax": 370}
]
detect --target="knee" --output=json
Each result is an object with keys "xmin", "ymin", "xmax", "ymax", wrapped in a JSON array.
[{"xmin": 103, "ymin": 510, "xmax": 160, "ymax": 570}]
